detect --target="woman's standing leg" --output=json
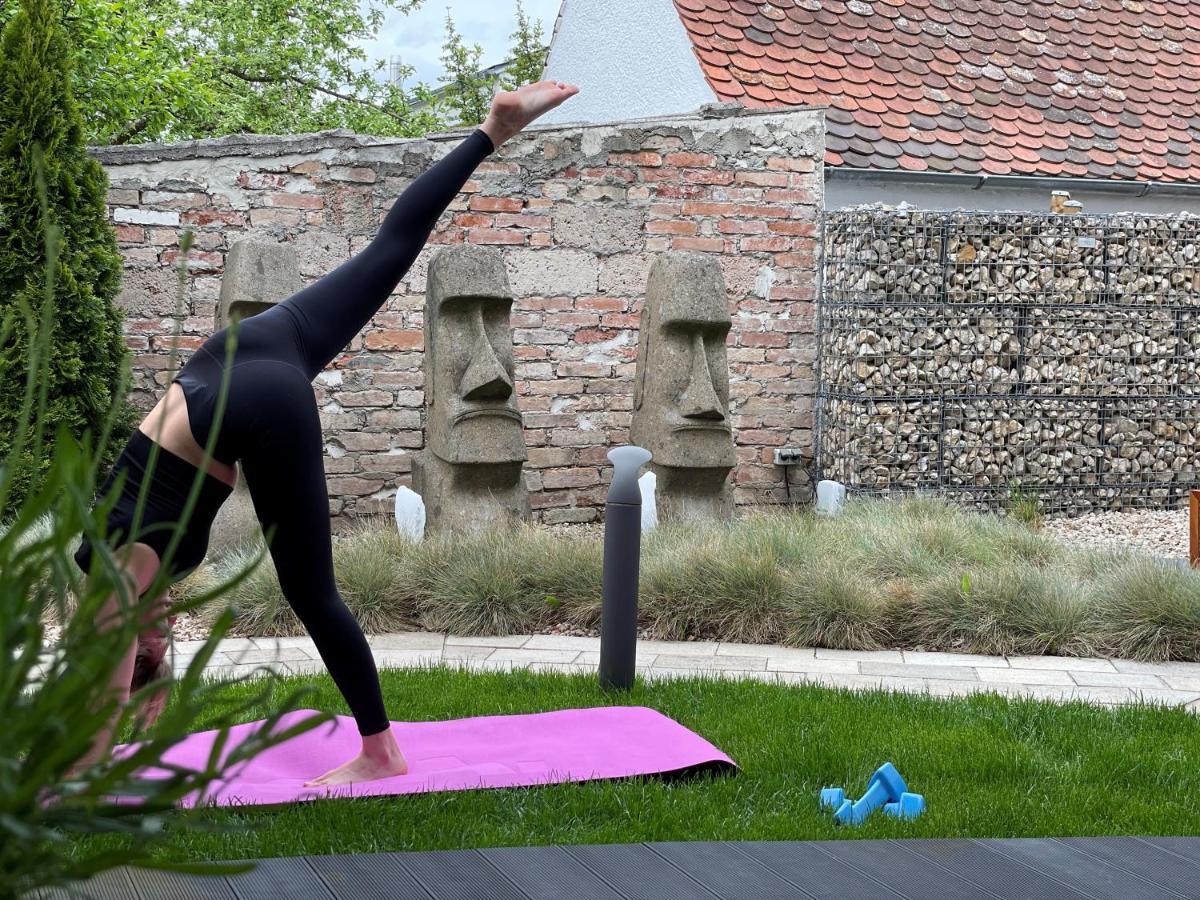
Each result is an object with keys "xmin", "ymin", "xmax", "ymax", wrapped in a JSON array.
[{"xmin": 239, "ymin": 374, "xmax": 399, "ymax": 784}]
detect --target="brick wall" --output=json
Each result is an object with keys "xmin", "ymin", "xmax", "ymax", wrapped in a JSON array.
[{"xmin": 90, "ymin": 104, "xmax": 824, "ymax": 523}]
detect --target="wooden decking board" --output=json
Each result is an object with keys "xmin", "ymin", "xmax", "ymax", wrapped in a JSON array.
[
  {"xmin": 306, "ymin": 852, "xmax": 434, "ymax": 900},
  {"xmin": 898, "ymin": 839, "xmax": 1090, "ymax": 900},
  {"xmin": 60, "ymin": 838, "xmax": 1200, "ymax": 900},
  {"xmin": 396, "ymin": 848, "xmax": 527, "ymax": 900},
  {"xmin": 735, "ymin": 840, "xmax": 908, "ymax": 900},
  {"xmin": 124, "ymin": 864, "xmax": 239, "ymax": 900},
  {"xmin": 1058, "ymin": 836, "xmax": 1200, "ymax": 895},
  {"xmin": 813, "ymin": 838, "xmax": 989, "ymax": 900},
  {"xmin": 481, "ymin": 845, "xmax": 625, "ymax": 900},
  {"xmin": 565, "ymin": 842, "xmax": 722, "ymax": 900},
  {"xmin": 1145, "ymin": 835, "xmax": 1200, "ymax": 864},
  {"xmin": 649, "ymin": 840, "xmax": 816, "ymax": 900},
  {"xmin": 983, "ymin": 837, "xmax": 1190, "ymax": 900},
  {"xmin": 225, "ymin": 856, "xmax": 334, "ymax": 900}
]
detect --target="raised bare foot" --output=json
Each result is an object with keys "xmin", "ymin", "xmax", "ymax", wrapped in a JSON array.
[
  {"xmin": 304, "ymin": 729, "xmax": 408, "ymax": 787},
  {"xmin": 481, "ymin": 80, "xmax": 580, "ymax": 147}
]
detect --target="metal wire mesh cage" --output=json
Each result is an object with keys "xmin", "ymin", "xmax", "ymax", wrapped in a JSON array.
[{"xmin": 817, "ymin": 208, "xmax": 1200, "ymax": 515}]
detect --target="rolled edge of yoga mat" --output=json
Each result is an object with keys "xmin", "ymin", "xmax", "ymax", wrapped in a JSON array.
[{"xmin": 600, "ymin": 445, "xmax": 652, "ymax": 692}]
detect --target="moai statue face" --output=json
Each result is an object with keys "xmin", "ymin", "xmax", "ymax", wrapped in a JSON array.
[
  {"xmin": 425, "ymin": 245, "xmax": 527, "ymax": 466},
  {"xmin": 632, "ymin": 252, "xmax": 737, "ymax": 470}
]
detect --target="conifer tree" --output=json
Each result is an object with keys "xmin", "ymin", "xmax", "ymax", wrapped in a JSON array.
[{"xmin": 0, "ymin": 0, "xmax": 130, "ymax": 510}]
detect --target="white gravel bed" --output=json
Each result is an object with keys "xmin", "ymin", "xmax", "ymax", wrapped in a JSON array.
[{"xmin": 1043, "ymin": 509, "xmax": 1191, "ymax": 561}]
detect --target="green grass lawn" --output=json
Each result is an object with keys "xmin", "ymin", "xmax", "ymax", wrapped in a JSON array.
[{"xmin": 98, "ymin": 666, "xmax": 1200, "ymax": 863}]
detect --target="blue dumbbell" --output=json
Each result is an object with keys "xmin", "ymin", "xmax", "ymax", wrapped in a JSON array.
[
  {"xmin": 834, "ymin": 762, "xmax": 908, "ymax": 826},
  {"xmin": 819, "ymin": 787, "xmax": 845, "ymax": 809},
  {"xmin": 883, "ymin": 792, "xmax": 926, "ymax": 820}
]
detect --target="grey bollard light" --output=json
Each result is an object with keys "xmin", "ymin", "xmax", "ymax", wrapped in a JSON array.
[{"xmin": 599, "ymin": 445, "xmax": 653, "ymax": 691}]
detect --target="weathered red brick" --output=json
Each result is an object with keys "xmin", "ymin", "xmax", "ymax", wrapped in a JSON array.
[
  {"xmin": 768, "ymin": 220, "xmax": 818, "ymax": 236},
  {"xmin": 529, "ymin": 232, "xmax": 553, "ymax": 247},
  {"xmin": 290, "ymin": 161, "xmax": 326, "ymax": 175},
  {"xmin": 114, "ymin": 224, "xmax": 144, "ymax": 242},
  {"xmin": 573, "ymin": 329, "xmax": 617, "ymax": 344},
  {"xmin": 182, "ymin": 209, "xmax": 246, "ymax": 226},
  {"xmin": 494, "ymin": 213, "xmax": 552, "ymax": 229},
  {"xmin": 326, "ymin": 476, "xmax": 385, "ymax": 496},
  {"xmin": 607, "ymin": 151, "xmax": 662, "ymax": 167},
  {"xmin": 249, "ymin": 208, "xmax": 303, "ymax": 226},
  {"xmin": 765, "ymin": 188, "xmax": 817, "ymax": 203},
  {"xmin": 452, "ymin": 213, "xmax": 493, "ymax": 228},
  {"xmin": 237, "ymin": 172, "xmax": 288, "ymax": 189},
  {"xmin": 741, "ymin": 332, "xmax": 788, "ymax": 348},
  {"xmin": 601, "ymin": 313, "xmax": 641, "ymax": 329},
  {"xmin": 736, "ymin": 204, "xmax": 792, "ymax": 219},
  {"xmin": 767, "ymin": 156, "xmax": 817, "ymax": 172},
  {"xmin": 775, "ymin": 251, "xmax": 815, "ymax": 268},
  {"xmin": 647, "ymin": 219, "xmax": 699, "ymax": 235},
  {"xmin": 718, "ymin": 219, "xmax": 767, "ymax": 234},
  {"xmin": 740, "ymin": 236, "xmax": 792, "ymax": 252},
  {"xmin": 687, "ymin": 170, "xmax": 735, "ymax": 185},
  {"xmin": 682, "ymin": 201, "xmax": 739, "ymax": 216},
  {"xmin": 671, "ymin": 236, "xmax": 725, "ymax": 252},
  {"xmin": 575, "ymin": 296, "xmax": 626, "ymax": 312},
  {"xmin": 469, "ymin": 196, "xmax": 524, "ymax": 213},
  {"xmin": 364, "ymin": 330, "xmax": 423, "ymax": 351},
  {"xmin": 468, "ymin": 228, "xmax": 526, "ymax": 245},
  {"xmin": 264, "ymin": 192, "xmax": 324, "ymax": 209},
  {"xmin": 653, "ymin": 183, "xmax": 711, "ymax": 200},
  {"xmin": 735, "ymin": 171, "xmax": 790, "ymax": 187},
  {"xmin": 582, "ymin": 167, "xmax": 636, "ymax": 182},
  {"xmin": 542, "ymin": 467, "xmax": 600, "ymax": 489},
  {"xmin": 665, "ymin": 151, "xmax": 717, "ymax": 167}
]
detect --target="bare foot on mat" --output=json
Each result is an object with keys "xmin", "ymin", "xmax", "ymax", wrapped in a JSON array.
[{"xmin": 305, "ymin": 731, "xmax": 408, "ymax": 787}]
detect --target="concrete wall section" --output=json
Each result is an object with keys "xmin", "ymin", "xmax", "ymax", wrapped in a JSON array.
[
  {"xmin": 539, "ymin": 0, "xmax": 718, "ymax": 125},
  {"xmin": 91, "ymin": 106, "xmax": 825, "ymax": 523}
]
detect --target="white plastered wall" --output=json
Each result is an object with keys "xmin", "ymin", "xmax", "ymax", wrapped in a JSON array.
[{"xmin": 539, "ymin": 0, "xmax": 718, "ymax": 124}]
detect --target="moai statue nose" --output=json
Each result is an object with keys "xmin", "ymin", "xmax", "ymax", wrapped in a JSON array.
[
  {"xmin": 460, "ymin": 334, "xmax": 513, "ymax": 401},
  {"xmin": 679, "ymin": 334, "xmax": 725, "ymax": 421}
]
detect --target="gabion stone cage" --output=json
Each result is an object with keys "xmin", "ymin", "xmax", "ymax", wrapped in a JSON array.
[{"xmin": 817, "ymin": 208, "xmax": 1200, "ymax": 515}]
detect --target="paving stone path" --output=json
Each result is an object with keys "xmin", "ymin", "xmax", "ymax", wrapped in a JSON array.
[{"xmin": 175, "ymin": 632, "xmax": 1200, "ymax": 711}]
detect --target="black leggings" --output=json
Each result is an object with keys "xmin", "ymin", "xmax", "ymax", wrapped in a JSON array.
[{"xmin": 156, "ymin": 129, "xmax": 492, "ymax": 735}]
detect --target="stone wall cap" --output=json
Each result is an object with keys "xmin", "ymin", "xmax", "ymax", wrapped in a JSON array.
[{"xmin": 91, "ymin": 105, "xmax": 826, "ymax": 164}]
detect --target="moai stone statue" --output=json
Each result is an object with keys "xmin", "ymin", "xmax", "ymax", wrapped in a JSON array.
[
  {"xmin": 208, "ymin": 240, "xmax": 302, "ymax": 551},
  {"xmin": 412, "ymin": 245, "xmax": 530, "ymax": 535},
  {"xmin": 631, "ymin": 252, "xmax": 737, "ymax": 522}
]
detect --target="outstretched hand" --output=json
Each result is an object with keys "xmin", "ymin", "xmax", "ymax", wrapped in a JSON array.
[{"xmin": 481, "ymin": 80, "xmax": 581, "ymax": 148}]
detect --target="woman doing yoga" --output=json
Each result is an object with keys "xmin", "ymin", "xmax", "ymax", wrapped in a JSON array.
[{"xmin": 76, "ymin": 81, "xmax": 579, "ymax": 786}]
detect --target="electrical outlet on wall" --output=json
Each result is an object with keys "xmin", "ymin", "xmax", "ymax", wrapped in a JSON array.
[{"xmin": 773, "ymin": 448, "xmax": 804, "ymax": 466}]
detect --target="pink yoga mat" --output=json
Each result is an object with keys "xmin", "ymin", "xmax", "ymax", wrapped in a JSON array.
[{"xmin": 121, "ymin": 706, "xmax": 735, "ymax": 807}]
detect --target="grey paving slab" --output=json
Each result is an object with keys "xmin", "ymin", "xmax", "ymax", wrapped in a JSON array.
[
  {"xmin": 900, "ymin": 839, "xmax": 1089, "ymax": 900},
  {"xmin": 985, "ymin": 837, "xmax": 1190, "ymax": 900},
  {"xmin": 227, "ymin": 857, "xmax": 333, "ymax": 900},
  {"xmin": 1058, "ymin": 836, "xmax": 1200, "ymax": 895},
  {"xmin": 482, "ymin": 845, "xmax": 624, "ymax": 900},
  {"xmin": 307, "ymin": 853, "xmax": 434, "ymax": 900},
  {"xmin": 815, "ymin": 838, "xmax": 988, "ymax": 900},
  {"xmin": 566, "ymin": 843, "xmax": 720, "ymax": 900},
  {"xmin": 398, "ymin": 848, "xmax": 527, "ymax": 900},
  {"xmin": 650, "ymin": 841, "xmax": 813, "ymax": 900},
  {"xmin": 736, "ymin": 841, "xmax": 906, "ymax": 900}
]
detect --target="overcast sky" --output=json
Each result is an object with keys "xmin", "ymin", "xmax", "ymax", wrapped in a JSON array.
[{"xmin": 358, "ymin": 0, "xmax": 564, "ymax": 89}]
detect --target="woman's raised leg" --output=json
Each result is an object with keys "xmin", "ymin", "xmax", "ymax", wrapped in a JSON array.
[{"xmin": 277, "ymin": 81, "xmax": 580, "ymax": 377}]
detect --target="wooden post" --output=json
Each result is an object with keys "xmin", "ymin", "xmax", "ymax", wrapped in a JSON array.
[{"xmin": 1191, "ymin": 490, "xmax": 1200, "ymax": 569}]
